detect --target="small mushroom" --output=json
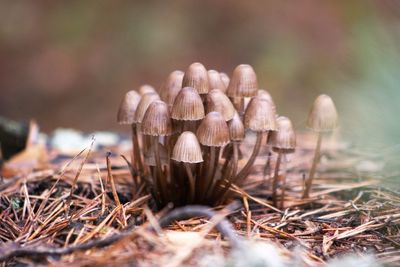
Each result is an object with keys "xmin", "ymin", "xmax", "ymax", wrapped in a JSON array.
[
  {"xmin": 235, "ymin": 96, "xmax": 277, "ymax": 184},
  {"xmin": 206, "ymin": 89, "xmax": 236, "ymax": 121},
  {"xmin": 208, "ymin": 70, "xmax": 227, "ymax": 92},
  {"xmin": 196, "ymin": 111, "xmax": 230, "ymax": 200},
  {"xmin": 302, "ymin": 94, "xmax": 338, "ymax": 198},
  {"xmin": 270, "ymin": 116, "xmax": 296, "ymax": 207},
  {"xmin": 160, "ymin": 70, "xmax": 184, "ymax": 111},
  {"xmin": 219, "ymin": 72, "xmax": 230, "ymax": 88},
  {"xmin": 182, "ymin": 62, "xmax": 210, "ymax": 95},
  {"xmin": 171, "ymin": 131, "xmax": 204, "ymax": 202},
  {"xmin": 138, "ymin": 84, "xmax": 157, "ymax": 95}
]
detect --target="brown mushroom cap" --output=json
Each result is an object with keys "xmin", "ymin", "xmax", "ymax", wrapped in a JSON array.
[
  {"xmin": 229, "ymin": 112, "xmax": 245, "ymax": 142},
  {"xmin": 307, "ymin": 94, "xmax": 338, "ymax": 132},
  {"xmin": 138, "ymin": 84, "xmax": 156, "ymax": 95},
  {"xmin": 171, "ymin": 86, "xmax": 205, "ymax": 121},
  {"xmin": 196, "ymin": 111, "xmax": 230, "ymax": 147},
  {"xmin": 270, "ymin": 116, "xmax": 296, "ymax": 153},
  {"xmin": 206, "ymin": 89, "xmax": 236, "ymax": 121},
  {"xmin": 220, "ymin": 72, "xmax": 230, "ymax": 88},
  {"xmin": 182, "ymin": 62, "xmax": 210, "ymax": 94},
  {"xmin": 257, "ymin": 89, "xmax": 277, "ymax": 114},
  {"xmin": 160, "ymin": 70, "xmax": 184, "ymax": 109},
  {"xmin": 208, "ymin": 70, "xmax": 227, "ymax": 92},
  {"xmin": 244, "ymin": 96, "xmax": 277, "ymax": 132},
  {"xmin": 141, "ymin": 100, "xmax": 172, "ymax": 136},
  {"xmin": 117, "ymin": 90, "xmax": 141, "ymax": 125},
  {"xmin": 133, "ymin": 92, "xmax": 160, "ymax": 124},
  {"xmin": 226, "ymin": 64, "xmax": 258, "ymax": 98},
  {"xmin": 171, "ymin": 131, "xmax": 203, "ymax": 163}
]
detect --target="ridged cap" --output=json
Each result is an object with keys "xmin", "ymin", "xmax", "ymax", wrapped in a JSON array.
[
  {"xmin": 270, "ymin": 116, "xmax": 296, "ymax": 153},
  {"xmin": 160, "ymin": 70, "xmax": 184, "ymax": 109},
  {"xmin": 257, "ymin": 89, "xmax": 277, "ymax": 113},
  {"xmin": 307, "ymin": 94, "xmax": 338, "ymax": 132},
  {"xmin": 196, "ymin": 111, "xmax": 230, "ymax": 147},
  {"xmin": 206, "ymin": 89, "xmax": 235, "ymax": 121},
  {"xmin": 138, "ymin": 84, "xmax": 156, "ymax": 95},
  {"xmin": 133, "ymin": 92, "xmax": 160, "ymax": 124},
  {"xmin": 117, "ymin": 90, "xmax": 141, "ymax": 124},
  {"xmin": 144, "ymin": 142, "xmax": 169, "ymax": 166},
  {"xmin": 229, "ymin": 112, "xmax": 245, "ymax": 141},
  {"xmin": 226, "ymin": 64, "xmax": 258, "ymax": 97},
  {"xmin": 171, "ymin": 131, "xmax": 203, "ymax": 163},
  {"xmin": 244, "ymin": 96, "xmax": 277, "ymax": 132},
  {"xmin": 141, "ymin": 100, "xmax": 172, "ymax": 136},
  {"xmin": 208, "ymin": 70, "xmax": 227, "ymax": 92},
  {"xmin": 171, "ymin": 87, "xmax": 205, "ymax": 121},
  {"xmin": 182, "ymin": 62, "xmax": 210, "ymax": 94},
  {"xmin": 220, "ymin": 72, "xmax": 230, "ymax": 88}
]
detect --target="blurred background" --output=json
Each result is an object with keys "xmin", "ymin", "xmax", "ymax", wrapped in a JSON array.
[{"xmin": 0, "ymin": 0, "xmax": 399, "ymax": 148}]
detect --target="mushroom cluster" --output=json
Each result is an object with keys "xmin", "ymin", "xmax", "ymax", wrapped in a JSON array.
[{"xmin": 117, "ymin": 62, "xmax": 338, "ymax": 208}]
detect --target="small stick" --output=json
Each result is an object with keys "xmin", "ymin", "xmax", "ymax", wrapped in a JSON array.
[{"xmin": 106, "ymin": 152, "xmax": 121, "ymax": 207}]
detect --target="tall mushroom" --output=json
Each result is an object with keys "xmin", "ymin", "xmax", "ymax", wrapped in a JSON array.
[
  {"xmin": 302, "ymin": 94, "xmax": 338, "ymax": 198},
  {"xmin": 235, "ymin": 96, "xmax": 277, "ymax": 184},
  {"xmin": 208, "ymin": 70, "xmax": 227, "ymax": 92},
  {"xmin": 270, "ymin": 116, "xmax": 296, "ymax": 207},
  {"xmin": 141, "ymin": 100, "xmax": 173, "ymax": 203},
  {"xmin": 117, "ymin": 90, "xmax": 142, "ymax": 174},
  {"xmin": 182, "ymin": 62, "xmax": 210, "ymax": 95},
  {"xmin": 196, "ymin": 111, "xmax": 230, "ymax": 201},
  {"xmin": 226, "ymin": 64, "xmax": 258, "ymax": 114},
  {"xmin": 171, "ymin": 131, "xmax": 203, "ymax": 202},
  {"xmin": 160, "ymin": 70, "xmax": 184, "ymax": 111}
]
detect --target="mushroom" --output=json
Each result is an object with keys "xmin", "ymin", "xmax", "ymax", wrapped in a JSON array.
[
  {"xmin": 196, "ymin": 111, "xmax": 230, "ymax": 201},
  {"xmin": 182, "ymin": 62, "xmax": 210, "ymax": 95},
  {"xmin": 171, "ymin": 86, "xmax": 205, "ymax": 132},
  {"xmin": 226, "ymin": 64, "xmax": 258, "ymax": 114},
  {"xmin": 138, "ymin": 84, "xmax": 157, "ymax": 95},
  {"xmin": 141, "ymin": 100, "xmax": 173, "ymax": 202},
  {"xmin": 117, "ymin": 90, "xmax": 143, "ymax": 174},
  {"xmin": 208, "ymin": 70, "xmax": 227, "ymax": 92},
  {"xmin": 235, "ymin": 96, "xmax": 277, "ymax": 184},
  {"xmin": 216, "ymin": 111, "xmax": 245, "ymax": 202},
  {"xmin": 206, "ymin": 89, "xmax": 236, "ymax": 121},
  {"xmin": 219, "ymin": 72, "xmax": 230, "ymax": 89},
  {"xmin": 160, "ymin": 70, "xmax": 184, "ymax": 111},
  {"xmin": 302, "ymin": 94, "xmax": 338, "ymax": 198},
  {"xmin": 270, "ymin": 116, "xmax": 296, "ymax": 208},
  {"xmin": 171, "ymin": 131, "xmax": 203, "ymax": 202}
]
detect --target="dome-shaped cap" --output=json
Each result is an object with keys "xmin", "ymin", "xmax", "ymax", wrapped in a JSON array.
[
  {"xmin": 196, "ymin": 111, "xmax": 230, "ymax": 147},
  {"xmin": 182, "ymin": 62, "xmax": 210, "ymax": 94},
  {"xmin": 229, "ymin": 112, "xmax": 245, "ymax": 142},
  {"xmin": 226, "ymin": 64, "xmax": 258, "ymax": 98},
  {"xmin": 307, "ymin": 94, "xmax": 338, "ymax": 132},
  {"xmin": 270, "ymin": 116, "xmax": 296, "ymax": 153},
  {"xmin": 160, "ymin": 70, "xmax": 184, "ymax": 109},
  {"xmin": 220, "ymin": 72, "xmax": 230, "ymax": 88},
  {"xmin": 117, "ymin": 90, "xmax": 141, "ymax": 124},
  {"xmin": 171, "ymin": 131, "xmax": 203, "ymax": 163},
  {"xmin": 138, "ymin": 84, "xmax": 156, "ymax": 95},
  {"xmin": 144, "ymin": 142, "xmax": 169, "ymax": 166},
  {"xmin": 206, "ymin": 89, "xmax": 235, "ymax": 121},
  {"xmin": 141, "ymin": 100, "xmax": 172, "ymax": 136},
  {"xmin": 171, "ymin": 87, "xmax": 205, "ymax": 121},
  {"xmin": 257, "ymin": 89, "xmax": 277, "ymax": 113},
  {"xmin": 244, "ymin": 96, "xmax": 277, "ymax": 132},
  {"xmin": 208, "ymin": 70, "xmax": 227, "ymax": 92},
  {"xmin": 133, "ymin": 92, "xmax": 160, "ymax": 124}
]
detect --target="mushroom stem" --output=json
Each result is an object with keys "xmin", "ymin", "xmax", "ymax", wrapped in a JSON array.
[
  {"xmin": 153, "ymin": 137, "xmax": 167, "ymax": 202},
  {"xmin": 303, "ymin": 132, "xmax": 322, "ymax": 198},
  {"xmin": 219, "ymin": 142, "xmax": 239, "ymax": 203},
  {"xmin": 131, "ymin": 124, "xmax": 144, "ymax": 175},
  {"xmin": 184, "ymin": 163, "xmax": 196, "ymax": 203},
  {"xmin": 280, "ymin": 156, "xmax": 287, "ymax": 209},
  {"xmin": 235, "ymin": 131, "xmax": 264, "ymax": 184},
  {"xmin": 272, "ymin": 151, "xmax": 282, "ymax": 207},
  {"xmin": 202, "ymin": 146, "xmax": 216, "ymax": 200}
]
